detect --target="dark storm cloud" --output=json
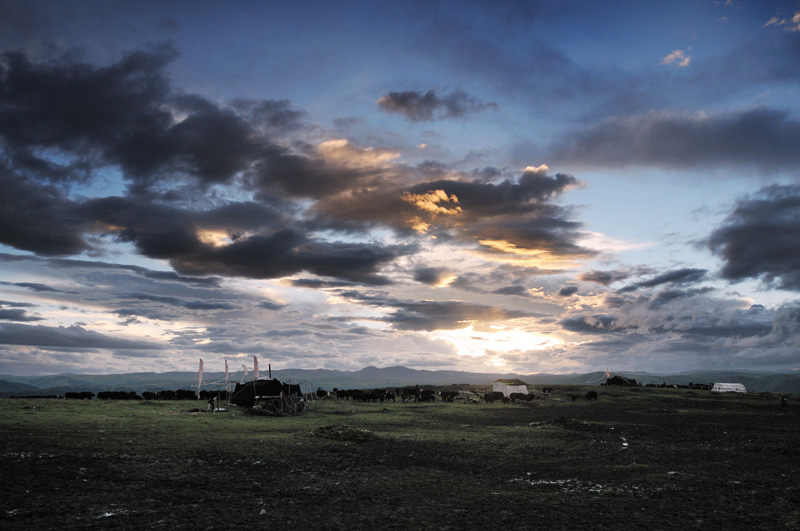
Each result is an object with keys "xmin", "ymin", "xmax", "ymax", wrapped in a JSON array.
[
  {"xmin": 258, "ymin": 300, "xmax": 286, "ymax": 311},
  {"xmin": 0, "ymin": 168, "xmax": 89, "ymax": 255},
  {"xmin": 76, "ymin": 194, "xmax": 406, "ymax": 284},
  {"xmin": 648, "ymin": 287, "xmax": 716, "ymax": 308},
  {"xmin": 413, "ymin": 267, "xmax": 453, "ymax": 286},
  {"xmin": 0, "ymin": 47, "xmax": 176, "ymax": 183},
  {"xmin": 579, "ymin": 269, "xmax": 636, "ymax": 286},
  {"xmin": 0, "ymin": 280, "xmax": 72, "ymax": 293},
  {"xmin": 385, "ymin": 300, "xmax": 530, "ymax": 331},
  {"xmin": 0, "ymin": 47, "xmax": 301, "ymax": 190},
  {"xmin": 138, "ymin": 270, "xmax": 222, "ymax": 288},
  {"xmin": 407, "ymin": 170, "xmax": 592, "ymax": 255},
  {"xmin": 120, "ymin": 293, "xmax": 238, "ymax": 311},
  {"xmin": 0, "ymin": 48, "xmax": 592, "ymax": 283},
  {"xmin": 0, "ymin": 322, "xmax": 161, "ymax": 349},
  {"xmin": 230, "ymin": 98, "xmax": 306, "ymax": 132},
  {"xmin": 0, "ymin": 309, "xmax": 42, "ymax": 322},
  {"xmin": 376, "ymin": 89, "xmax": 497, "ymax": 122},
  {"xmin": 550, "ymin": 109, "xmax": 800, "ymax": 171},
  {"xmin": 248, "ymin": 143, "xmax": 388, "ymax": 200},
  {"xmin": 560, "ymin": 315, "xmax": 618, "ymax": 334},
  {"xmin": 558, "ymin": 285, "xmax": 578, "ymax": 297},
  {"xmin": 314, "ymin": 168, "xmax": 593, "ymax": 259},
  {"xmin": 287, "ymin": 279, "xmax": 357, "ymax": 289},
  {"xmin": 560, "ymin": 306, "xmax": 772, "ymax": 340},
  {"xmin": 113, "ymin": 307, "xmax": 174, "ymax": 322},
  {"xmin": 0, "ymin": 47, "xmax": 336, "ymax": 197},
  {"xmin": 708, "ymin": 184, "xmax": 800, "ymax": 290},
  {"xmin": 491, "ymin": 285, "xmax": 531, "ymax": 297},
  {"xmin": 0, "ymin": 300, "xmax": 34, "ymax": 308},
  {"xmin": 164, "ymin": 229, "xmax": 407, "ymax": 285},
  {"xmin": 30, "ymin": 256, "xmax": 223, "ymax": 288},
  {"xmin": 618, "ymin": 268, "xmax": 707, "ymax": 293},
  {"xmin": 338, "ymin": 290, "xmax": 532, "ymax": 331}
]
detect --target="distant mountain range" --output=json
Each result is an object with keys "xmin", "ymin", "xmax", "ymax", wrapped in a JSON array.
[{"xmin": 1, "ymin": 366, "xmax": 798, "ymax": 396}]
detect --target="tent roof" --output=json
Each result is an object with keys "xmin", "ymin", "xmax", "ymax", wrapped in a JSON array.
[
  {"xmin": 494, "ymin": 378, "xmax": 528, "ymax": 386},
  {"xmin": 711, "ymin": 382, "xmax": 746, "ymax": 392}
]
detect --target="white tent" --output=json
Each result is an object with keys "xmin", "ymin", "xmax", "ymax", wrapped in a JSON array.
[
  {"xmin": 492, "ymin": 379, "xmax": 530, "ymax": 397},
  {"xmin": 711, "ymin": 382, "xmax": 747, "ymax": 393}
]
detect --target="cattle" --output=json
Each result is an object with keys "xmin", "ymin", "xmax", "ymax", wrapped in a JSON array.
[
  {"xmin": 570, "ymin": 394, "xmax": 579, "ymax": 401},
  {"xmin": 585, "ymin": 391, "xmax": 598, "ymax": 400},
  {"xmin": 316, "ymin": 388, "xmax": 331, "ymax": 398}
]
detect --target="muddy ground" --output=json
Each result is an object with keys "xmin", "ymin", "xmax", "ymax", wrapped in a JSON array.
[{"xmin": 1, "ymin": 389, "xmax": 798, "ymax": 530}]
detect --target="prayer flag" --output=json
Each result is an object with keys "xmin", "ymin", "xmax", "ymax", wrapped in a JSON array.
[
  {"xmin": 254, "ymin": 355, "xmax": 259, "ymax": 380},
  {"xmin": 197, "ymin": 358, "xmax": 204, "ymax": 399}
]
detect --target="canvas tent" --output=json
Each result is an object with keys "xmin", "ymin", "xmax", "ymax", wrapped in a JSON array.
[
  {"xmin": 492, "ymin": 379, "xmax": 530, "ymax": 397},
  {"xmin": 711, "ymin": 382, "xmax": 746, "ymax": 393},
  {"xmin": 605, "ymin": 375, "xmax": 638, "ymax": 387}
]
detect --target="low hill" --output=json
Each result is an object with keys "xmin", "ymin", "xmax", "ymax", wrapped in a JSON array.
[{"xmin": 1, "ymin": 366, "xmax": 799, "ymax": 395}]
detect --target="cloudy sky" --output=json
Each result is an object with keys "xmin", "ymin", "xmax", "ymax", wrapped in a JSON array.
[{"xmin": 1, "ymin": 0, "xmax": 799, "ymax": 377}]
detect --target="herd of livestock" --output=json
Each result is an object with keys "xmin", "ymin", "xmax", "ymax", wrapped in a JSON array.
[{"xmin": 32, "ymin": 386, "xmax": 601, "ymax": 404}]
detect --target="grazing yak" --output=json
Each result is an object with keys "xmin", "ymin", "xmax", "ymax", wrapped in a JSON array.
[
  {"xmin": 419, "ymin": 389, "xmax": 436, "ymax": 402},
  {"xmin": 509, "ymin": 392, "xmax": 535, "ymax": 403},
  {"xmin": 65, "ymin": 391, "xmax": 95, "ymax": 400},
  {"xmin": 483, "ymin": 391, "xmax": 507, "ymax": 404},
  {"xmin": 585, "ymin": 391, "xmax": 598, "ymax": 400},
  {"xmin": 440, "ymin": 391, "xmax": 459, "ymax": 402},
  {"xmin": 316, "ymin": 388, "xmax": 331, "ymax": 398},
  {"xmin": 96, "ymin": 391, "xmax": 142, "ymax": 400}
]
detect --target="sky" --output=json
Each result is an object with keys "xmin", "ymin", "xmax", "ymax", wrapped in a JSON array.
[{"xmin": 1, "ymin": 0, "xmax": 799, "ymax": 377}]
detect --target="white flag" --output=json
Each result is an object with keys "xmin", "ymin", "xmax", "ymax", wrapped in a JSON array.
[
  {"xmin": 254, "ymin": 355, "xmax": 259, "ymax": 380},
  {"xmin": 197, "ymin": 358, "xmax": 204, "ymax": 399}
]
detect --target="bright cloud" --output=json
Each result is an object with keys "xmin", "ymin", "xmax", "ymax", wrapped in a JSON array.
[
  {"xmin": 660, "ymin": 49, "xmax": 691, "ymax": 68},
  {"xmin": 764, "ymin": 11, "xmax": 800, "ymax": 31}
]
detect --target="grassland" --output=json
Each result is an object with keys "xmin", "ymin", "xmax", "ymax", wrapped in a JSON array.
[{"xmin": 1, "ymin": 387, "xmax": 798, "ymax": 530}]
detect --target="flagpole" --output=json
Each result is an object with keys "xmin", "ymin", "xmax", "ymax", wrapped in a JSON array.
[
  {"xmin": 253, "ymin": 355, "xmax": 259, "ymax": 407},
  {"xmin": 224, "ymin": 358, "xmax": 229, "ymax": 403}
]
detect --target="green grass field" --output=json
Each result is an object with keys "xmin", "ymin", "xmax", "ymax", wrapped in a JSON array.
[{"xmin": 1, "ymin": 388, "xmax": 798, "ymax": 530}]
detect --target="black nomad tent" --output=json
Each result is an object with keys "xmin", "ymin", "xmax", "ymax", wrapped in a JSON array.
[
  {"xmin": 605, "ymin": 375, "xmax": 638, "ymax": 387},
  {"xmin": 229, "ymin": 378, "xmax": 302, "ymax": 408}
]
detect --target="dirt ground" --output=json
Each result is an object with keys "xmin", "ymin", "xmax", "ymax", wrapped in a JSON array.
[{"xmin": 1, "ymin": 389, "xmax": 798, "ymax": 530}]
